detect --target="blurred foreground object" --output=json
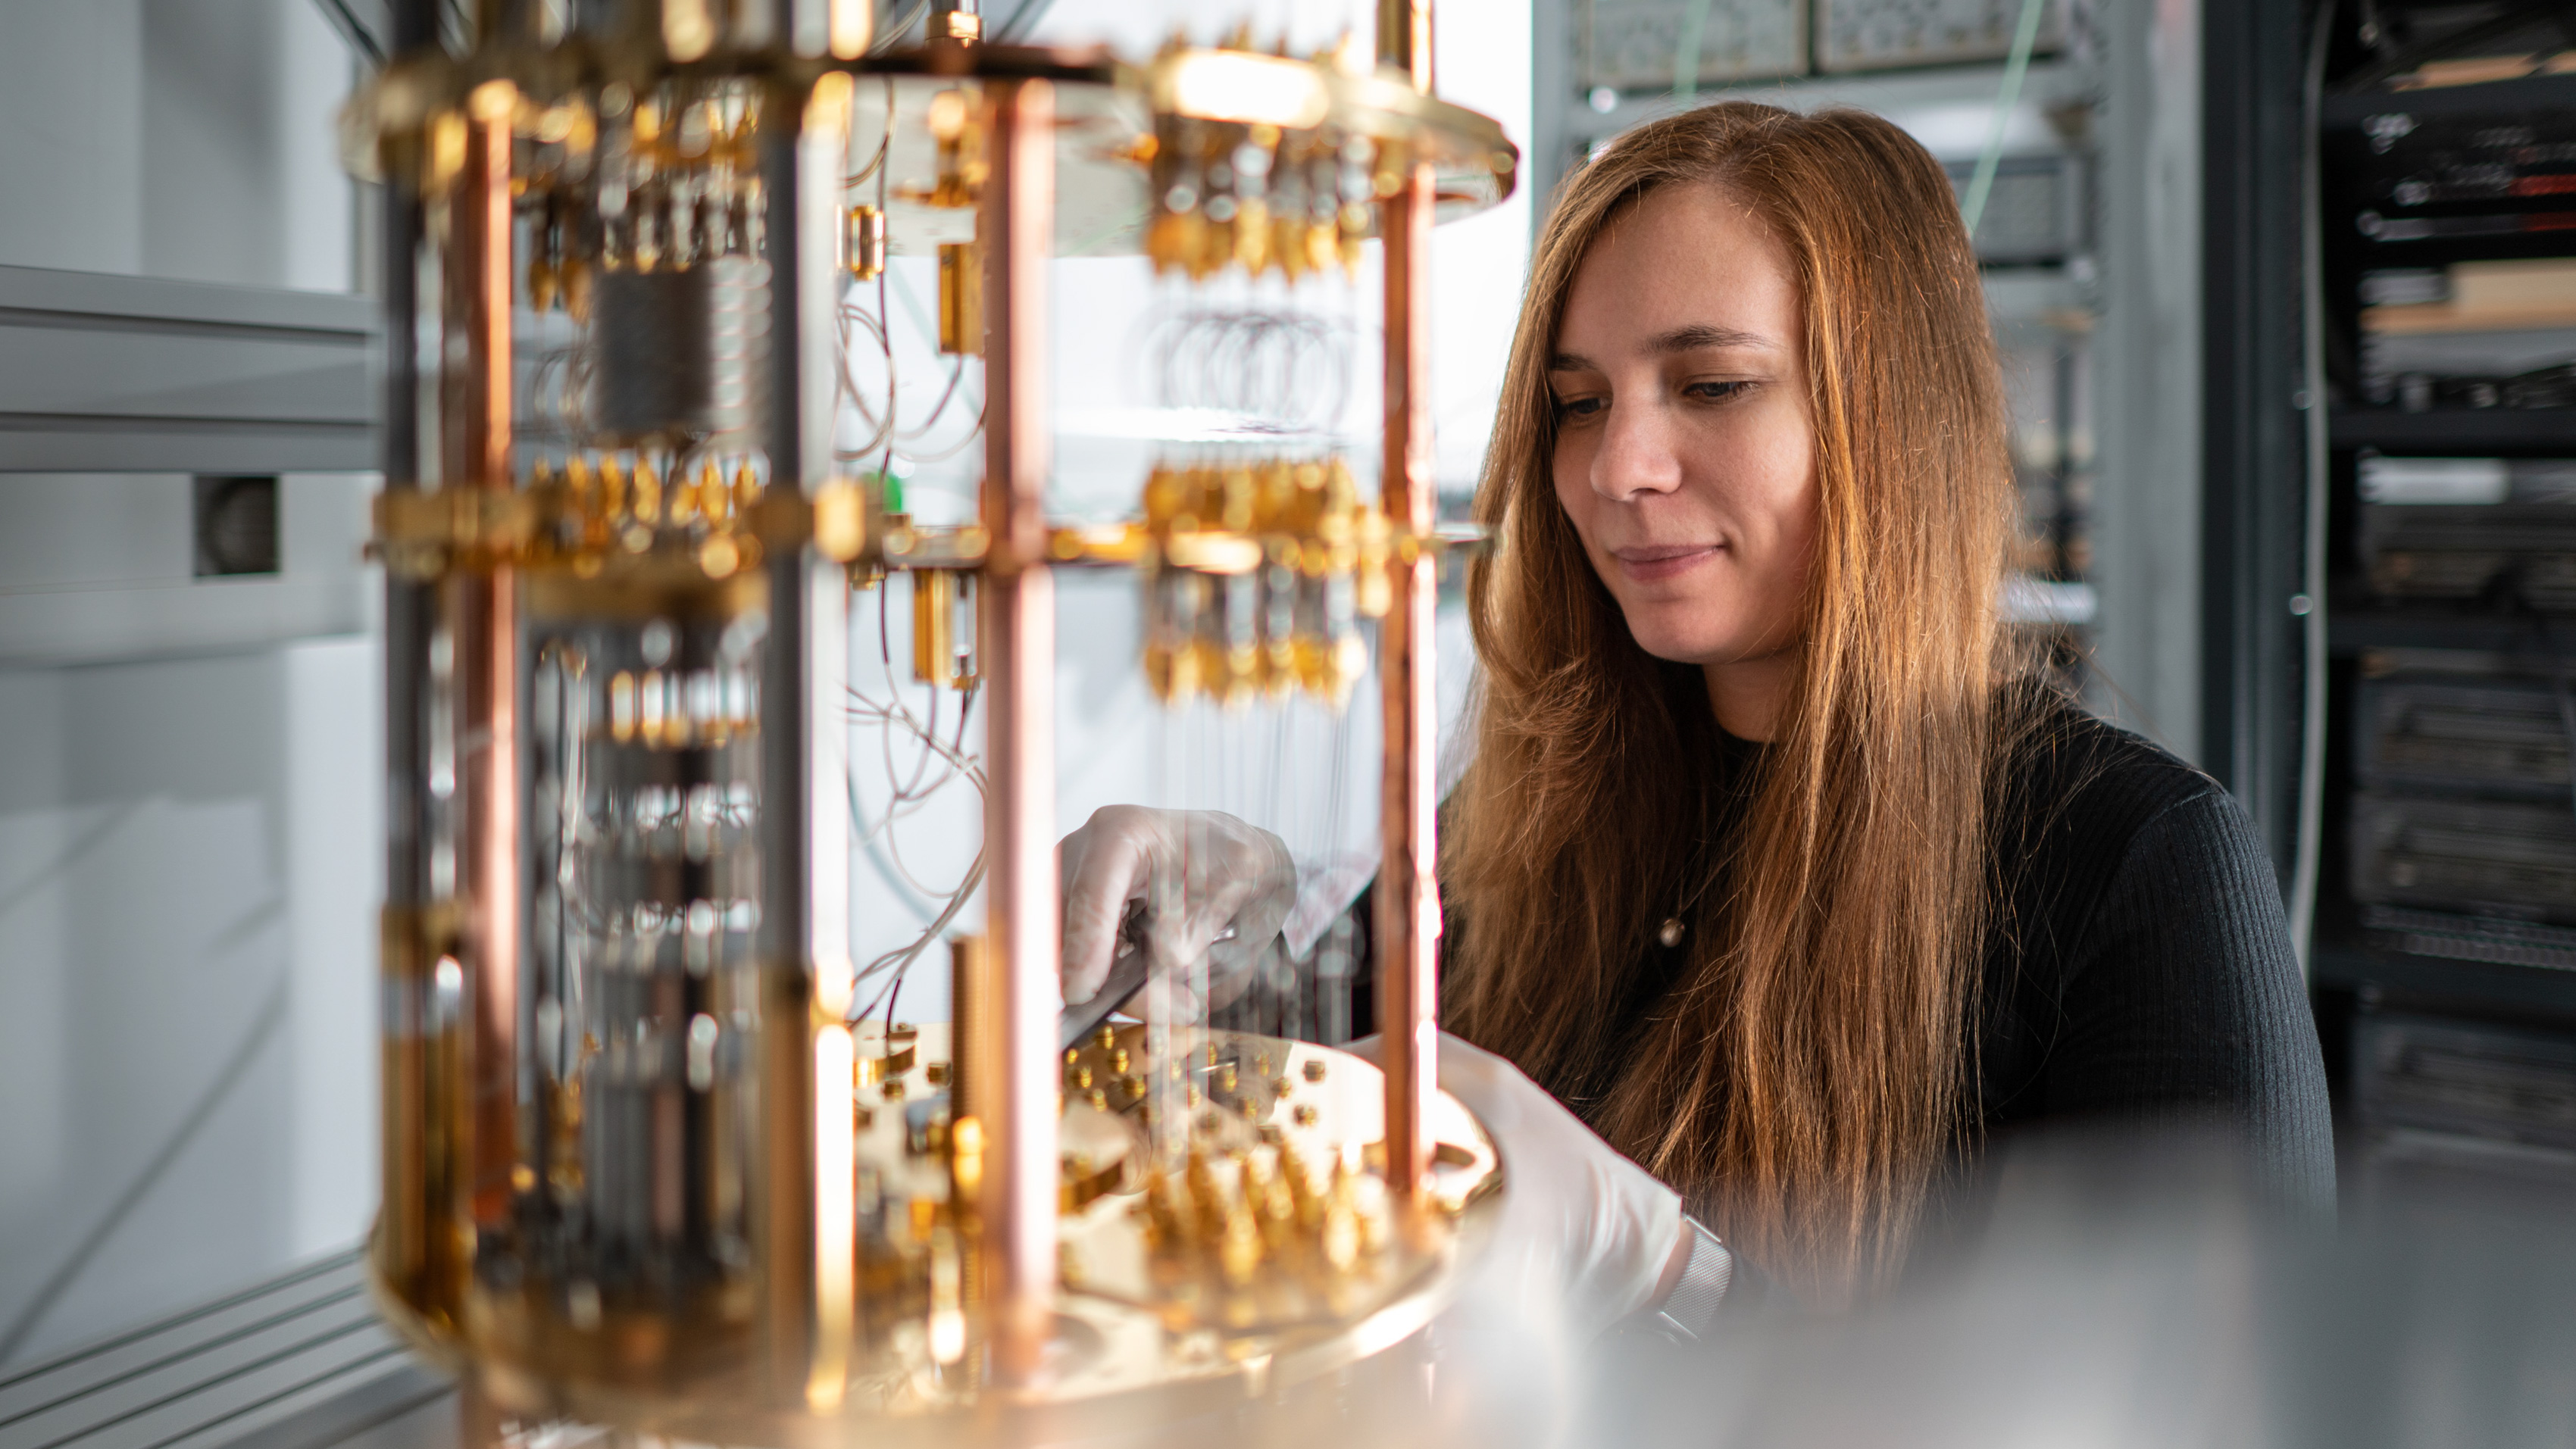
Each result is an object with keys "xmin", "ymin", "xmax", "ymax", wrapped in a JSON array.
[{"xmin": 1583, "ymin": 1123, "xmax": 2576, "ymax": 1449}]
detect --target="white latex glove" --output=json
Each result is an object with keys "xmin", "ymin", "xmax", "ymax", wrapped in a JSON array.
[
  {"xmin": 1057, "ymin": 805, "xmax": 1296, "ymax": 1021},
  {"xmin": 1352, "ymin": 1031, "xmax": 1687, "ymax": 1338}
]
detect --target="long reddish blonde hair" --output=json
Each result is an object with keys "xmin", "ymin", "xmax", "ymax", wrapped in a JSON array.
[{"xmin": 1446, "ymin": 101, "xmax": 2026, "ymax": 1299}]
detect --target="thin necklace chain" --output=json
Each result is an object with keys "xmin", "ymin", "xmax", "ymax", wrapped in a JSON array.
[{"xmin": 1658, "ymin": 778, "xmax": 1732, "ymax": 948}]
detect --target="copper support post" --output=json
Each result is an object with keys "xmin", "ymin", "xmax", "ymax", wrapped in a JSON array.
[
  {"xmin": 979, "ymin": 76, "xmax": 1058, "ymax": 1385},
  {"xmin": 1377, "ymin": 167, "xmax": 1440, "ymax": 1210},
  {"xmin": 1377, "ymin": 0, "xmax": 1435, "ymax": 89},
  {"xmin": 454, "ymin": 80, "xmax": 520, "ymax": 1230}
]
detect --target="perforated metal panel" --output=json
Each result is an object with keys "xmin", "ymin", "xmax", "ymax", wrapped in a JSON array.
[
  {"xmin": 1576, "ymin": 0, "xmax": 1809, "ymax": 92},
  {"xmin": 1814, "ymin": 0, "xmax": 2065, "ymax": 74}
]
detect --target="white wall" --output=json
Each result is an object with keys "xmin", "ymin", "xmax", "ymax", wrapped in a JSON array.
[
  {"xmin": 0, "ymin": 0, "xmax": 376, "ymax": 1366},
  {"xmin": 0, "ymin": 637, "xmax": 379, "ymax": 1366},
  {"xmin": 0, "ymin": 2, "xmax": 145, "ymax": 277},
  {"xmin": 0, "ymin": 0, "xmax": 353, "ymax": 292}
]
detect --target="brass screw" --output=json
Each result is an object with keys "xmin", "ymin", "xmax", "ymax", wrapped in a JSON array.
[
  {"xmin": 1302, "ymin": 1059, "xmax": 1327, "ymax": 1082},
  {"xmin": 1293, "ymin": 1104, "xmax": 1318, "ymax": 1128}
]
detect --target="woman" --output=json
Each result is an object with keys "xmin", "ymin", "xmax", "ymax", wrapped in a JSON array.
[{"xmin": 1058, "ymin": 102, "xmax": 2331, "ymax": 1326}]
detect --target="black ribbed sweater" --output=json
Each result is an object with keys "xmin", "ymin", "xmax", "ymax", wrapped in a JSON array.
[{"xmin": 1333, "ymin": 696, "xmax": 2337, "ymax": 1214}]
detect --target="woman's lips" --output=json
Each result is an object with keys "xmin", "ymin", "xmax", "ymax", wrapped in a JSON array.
[{"xmin": 1609, "ymin": 543, "xmax": 1721, "ymax": 583}]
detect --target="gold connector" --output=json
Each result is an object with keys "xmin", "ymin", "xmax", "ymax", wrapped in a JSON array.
[
  {"xmin": 846, "ymin": 205, "xmax": 886, "ymax": 281},
  {"xmin": 911, "ymin": 569, "xmax": 977, "ymax": 688},
  {"xmin": 937, "ymin": 241, "xmax": 982, "ymax": 354}
]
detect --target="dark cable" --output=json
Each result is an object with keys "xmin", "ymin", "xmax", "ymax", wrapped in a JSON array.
[
  {"xmin": 992, "ymin": 0, "xmax": 1060, "ymax": 43},
  {"xmin": 308, "ymin": 0, "xmax": 386, "ymax": 66},
  {"xmin": 0, "ymin": 979, "xmax": 291, "ymax": 1366}
]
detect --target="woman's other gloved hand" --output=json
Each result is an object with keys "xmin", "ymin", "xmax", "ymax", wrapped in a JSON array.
[
  {"xmin": 1352, "ymin": 1031, "xmax": 1687, "ymax": 1338},
  {"xmin": 1057, "ymin": 805, "xmax": 1296, "ymax": 1022}
]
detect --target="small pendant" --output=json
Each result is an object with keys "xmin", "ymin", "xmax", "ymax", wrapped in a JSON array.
[{"xmin": 1658, "ymin": 917, "xmax": 1685, "ymax": 948}]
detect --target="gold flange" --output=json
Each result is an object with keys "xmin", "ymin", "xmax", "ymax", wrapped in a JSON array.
[
  {"xmin": 368, "ymin": 1025, "xmax": 1501, "ymax": 1446},
  {"xmin": 346, "ymin": 44, "xmax": 1516, "ymax": 257},
  {"xmin": 371, "ymin": 475, "xmax": 876, "ymax": 580}
]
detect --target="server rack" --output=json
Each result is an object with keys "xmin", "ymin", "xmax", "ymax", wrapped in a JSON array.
[{"xmin": 2293, "ymin": 2, "xmax": 2576, "ymax": 1202}]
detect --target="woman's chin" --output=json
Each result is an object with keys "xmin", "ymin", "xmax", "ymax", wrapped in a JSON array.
[{"xmin": 1624, "ymin": 623, "xmax": 1746, "ymax": 667}]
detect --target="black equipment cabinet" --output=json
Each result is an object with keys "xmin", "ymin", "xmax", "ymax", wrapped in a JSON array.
[{"xmin": 2282, "ymin": 2, "xmax": 2576, "ymax": 1204}]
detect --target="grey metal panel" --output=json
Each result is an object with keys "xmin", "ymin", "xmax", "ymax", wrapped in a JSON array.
[
  {"xmin": 0, "ymin": 264, "xmax": 377, "ymax": 473},
  {"xmin": 203, "ymin": 1364, "xmax": 450, "ymax": 1449},
  {"xmin": 0, "ymin": 471, "xmax": 374, "ymax": 667},
  {"xmin": 0, "ymin": 1249, "xmax": 438, "ymax": 1449}
]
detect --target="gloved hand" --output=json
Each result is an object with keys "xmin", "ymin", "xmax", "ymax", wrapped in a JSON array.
[
  {"xmin": 1057, "ymin": 805, "xmax": 1296, "ymax": 1022},
  {"xmin": 1352, "ymin": 1031, "xmax": 1688, "ymax": 1338}
]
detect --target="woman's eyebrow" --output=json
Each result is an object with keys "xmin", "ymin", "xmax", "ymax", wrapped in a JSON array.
[
  {"xmin": 1646, "ymin": 323, "xmax": 1770, "ymax": 354},
  {"xmin": 1548, "ymin": 325, "xmax": 1772, "ymax": 374}
]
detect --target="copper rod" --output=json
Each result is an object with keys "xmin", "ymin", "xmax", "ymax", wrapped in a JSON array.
[
  {"xmin": 1377, "ymin": 153, "xmax": 1440, "ymax": 1211},
  {"xmin": 467, "ymin": 84, "xmax": 514, "ymax": 488},
  {"xmin": 978, "ymin": 75, "xmax": 1058, "ymax": 1385},
  {"xmin": 456, "ymin": 83, "xmax": 519, "ymax": 1228},
  {"xmin": 1376, "ymin": 0, "xmax": 1434, "ymax": 90}
]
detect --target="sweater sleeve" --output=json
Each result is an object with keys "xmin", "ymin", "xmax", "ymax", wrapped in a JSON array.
[{"xmin": 2037, "ymin": 785, "xmax": 2336, "ymax": 1215}]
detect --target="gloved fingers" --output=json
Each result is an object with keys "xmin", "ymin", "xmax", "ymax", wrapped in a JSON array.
[
  {"xmin": 1173, "ymin": 873, "xmax": 1294, "ymax": 1004},
  {"xmin": 1168, "ymin": 813, "xmax": 1293, "ymax": 911},
  {"xmin": 1342, "ymin": 1032, "xmax": 1527, "ymax": 1126},
  {"xmin": 1153, "ymin": 867, "xmax": 1268, "ymax": 988},
  {"xmin": 1140, "ymin": 969, "xmax": 1205, "ymax": 1026},
  {"xmin": 1058, "ymin": 810, "xmax": 1162, "ymax": 1003},
  {"xmin": 1202, "ymin": 951, "xmax": 1261, "ymax": 1012}
]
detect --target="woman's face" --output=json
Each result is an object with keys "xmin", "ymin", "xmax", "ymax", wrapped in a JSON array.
[{"xmin": 1549, "ymin": 182, "xmax": 1816, "ymax": 673}]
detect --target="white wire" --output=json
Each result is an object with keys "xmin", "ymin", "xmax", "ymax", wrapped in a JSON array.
[
  {"xmin": 2287, "ymin": 0, "xmax": 2337, "ymax": 972},
  {"xmin": 1960, "ymin": 0, "xmax": 2052, "ymax": 239}
]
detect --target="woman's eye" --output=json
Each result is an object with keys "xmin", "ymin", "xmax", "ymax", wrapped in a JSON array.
[
  {"xmin": 1555, "ymin": 395, "xmax": 1606, "ymax": 420},
  {"xmin": 1683, "ymin": 380, "xmax": 1752, "ymax": 403}
]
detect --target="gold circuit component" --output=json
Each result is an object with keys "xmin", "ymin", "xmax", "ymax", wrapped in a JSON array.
[
  {"xmin": 846, "ymin": 204, "xmax": 887, "ymax": 280},
  {"xmin": 902, "ymin": 88, "xmax": 986, "ymax": 211},
  {"xmin": 911, "ymin": 568, "xmax": 977, "ymax": 688},
  {"xmin": 1142, "ymin": 55, "xmax": 1381, "ymax": 286},
  {"xmin": 370, "ymin": 448, "xmax": 840, "ymax": 586},
  {"xmin": 936, "ymin": 240, "xmax": 982, "ymax": 354},
  {"xmin": 1139, "ymin": 455, "xmax": 1383, "ymax": 705}
]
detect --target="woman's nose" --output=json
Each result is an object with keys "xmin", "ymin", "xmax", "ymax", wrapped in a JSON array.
[{"xmin": 1590, "ymin": 398, "xmax": 1685, "ymax": 503}]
